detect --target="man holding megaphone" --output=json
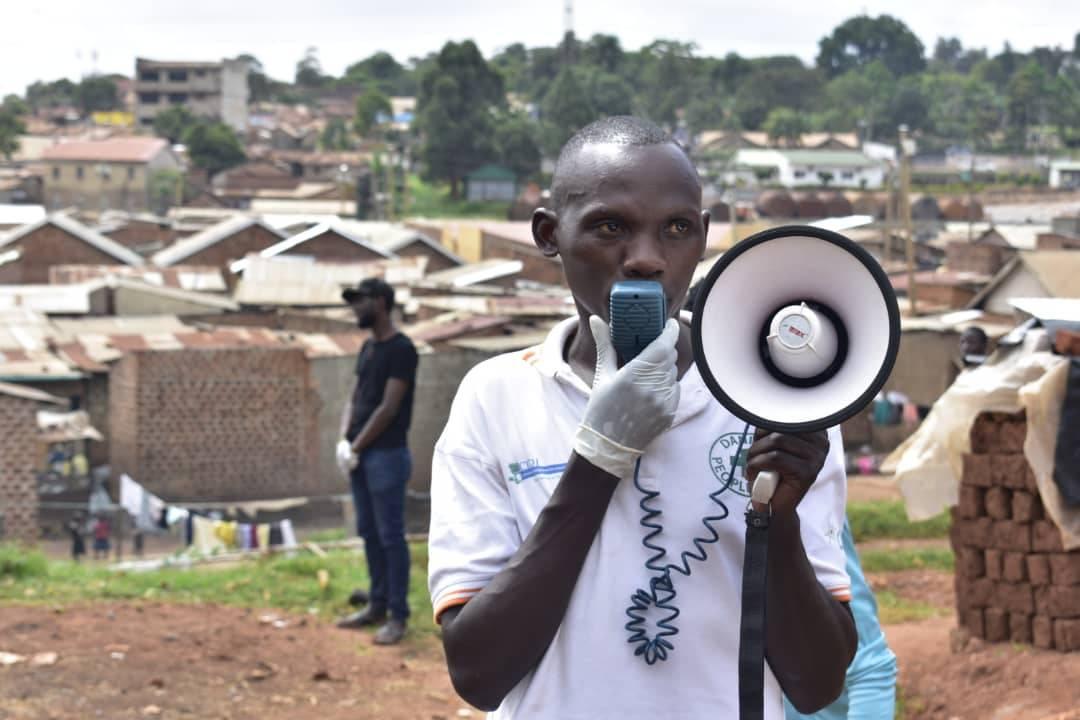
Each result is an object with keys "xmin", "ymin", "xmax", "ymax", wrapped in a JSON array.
[{"xmin": 428, "ymin": 116, "xmax": 860, "ymax": 719}]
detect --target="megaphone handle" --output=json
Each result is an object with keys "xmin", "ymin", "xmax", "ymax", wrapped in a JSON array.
[{"xmin": 750, "ymin": 471, "xmax": 779, "ymax": 506}]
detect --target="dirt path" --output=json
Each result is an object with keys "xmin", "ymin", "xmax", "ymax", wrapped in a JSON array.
[
  {"xmin": 0, "ymin": 603, "xmax": 465, "ymax": 720},
  {"xmin": 3, "ymin": 571, "xmax": 1080, "ymax": 719},
  {"xmin": 876, "ymin": 570, "xmax": 1080, "ymax": 720}
]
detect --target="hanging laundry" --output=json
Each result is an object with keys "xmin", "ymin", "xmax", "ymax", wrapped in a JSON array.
[
  {"xmin": 192, "ymin": 515, "xmax": 227, "ymax": 555},
  {"xmin": 279, "ymin": 519, "xmax": 298, "ymax": 548},
  {"xmin": 214, "ymin": 521, "xmax": 239, "ymax": 549},
  {"xmin": 119, "ymin": 474, "xmax": 166, "ymax": 533},
  {"xmin": 256, "ymin": 524, "xmax": 271, "ymax": 550},
  {"xmin": 237, "ymin": 523, "xmax": 252, "ymax": 551}
]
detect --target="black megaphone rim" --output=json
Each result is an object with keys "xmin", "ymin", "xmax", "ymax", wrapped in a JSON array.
[{"xmin": 690, "ymin": 224, "xmax": 901, "ymax": 434}]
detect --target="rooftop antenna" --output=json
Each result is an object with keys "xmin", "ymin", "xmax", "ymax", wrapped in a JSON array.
[{"xmin": 563, "ymin": 0, "xmax": 574, "ymax": 38}]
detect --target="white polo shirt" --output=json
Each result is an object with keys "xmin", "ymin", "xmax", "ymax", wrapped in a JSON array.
[{"xmin": 429, "ymin": 315, "xmax": 850, "ymax": 720}]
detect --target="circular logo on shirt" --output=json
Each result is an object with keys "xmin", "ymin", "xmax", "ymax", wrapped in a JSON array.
[{"xmin": 709, "ymin": 432, "xmax": 752, "ymax": 497}]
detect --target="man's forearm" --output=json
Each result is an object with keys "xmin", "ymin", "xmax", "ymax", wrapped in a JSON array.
[
  {"xmin": 351, "ymin": 404, "xmax": 395, "ymax": 450},
  {"xmin": 340, "ymin": 399, "xmax": 353, "ymax": 438},
  {"xmin": 764, "ymin": 512, "xmax": 857, "ymax": 713},
  {"xmin": 441, "ymin": 453, "xmax": 618, "ymax": 711}
]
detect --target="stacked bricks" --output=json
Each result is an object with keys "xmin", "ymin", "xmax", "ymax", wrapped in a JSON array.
[
  {"xmin": 109, "ymin": 347, "xmax": 321, "ymax": 502},
  {"xmin": 952, "ymin": 409, "xmax": 1080, "ymax": 651}
]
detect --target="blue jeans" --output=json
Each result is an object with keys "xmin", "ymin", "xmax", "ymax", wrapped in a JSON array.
[
  {"xmin": 350, "ymin": 446, "xmax": 412, "ymax": 621},
  {"xmin": 785, "ymin": 520, "xmax": 897, "ymax": 719}
]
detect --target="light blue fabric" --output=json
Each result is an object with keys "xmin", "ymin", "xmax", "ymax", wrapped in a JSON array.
[{"xmin": 784, "ymin": 519, "xmax": 897, "ymax": 720}]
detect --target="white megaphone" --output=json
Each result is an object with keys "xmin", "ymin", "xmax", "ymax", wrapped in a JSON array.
[{"xmin": 691, "ymin": 225, "xmax": 901, "ymax": 504}]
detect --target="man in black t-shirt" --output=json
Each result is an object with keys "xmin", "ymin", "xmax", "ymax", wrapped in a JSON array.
[{"xmin": 336, "ymin": 277, "xmax": 419, "ymax": 645}]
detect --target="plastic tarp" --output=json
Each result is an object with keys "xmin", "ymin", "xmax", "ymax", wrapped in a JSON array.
[{"xmin": 883, "ymin": 329, "xmax": 1080, "ymax": 550}]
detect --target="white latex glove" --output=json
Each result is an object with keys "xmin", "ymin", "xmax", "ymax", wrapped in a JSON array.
[
  {"xmin": 336, "ymin": 439, "xmax": 358, "ymax": 474},
  {"xmin": 573, "ymin": 315, "xmax": 681, "ymax": 479}
]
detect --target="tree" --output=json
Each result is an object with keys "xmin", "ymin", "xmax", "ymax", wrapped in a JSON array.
[
  {"xmin": 343, "ymin": 52, "xmax": 412, "ymax": 95},
  {"xmin": 924, "ymin": 73, "xmax": 1003, "ymax": 146},
  {"xmin": 494, "ymin": 112, "xmax": 541, "ymax": 181},
  {"xmin": 152, "ymin": 105, "xmax": 196, "ymax": 144},
  {"xmin": 586, "ymin": 71, "xmax": 635, "ymax": 117},
  {"xmin": 295, "ymin": 47, "xmax": 328, "ymax": 88},
  {"xmin": 321, "ymin": 118, "xmax": 353, "ymax": 150},
  {"xmin": 236, "ymin": 54, "xmax": 272, "ymax": 103},
  {"xmin": 0, "ymin": 96, "xmax": 27, "ymax": 161},
  {"xmin": 819, "ymin": 61, "xmax": 895, "ymax": 138},
  {"xmin": 816, "ymin": 14, "xmax": 926, "ymax": 78},
  {"xmin": 183, "ymin": 120, "xmax": 246, "ymax": 177},
  {"xmin": 354, "ymin": 88, "xmax": 392, "ymax": 138},
  {"xmin": 762, "ymin": 107, "xmax": 807, "ymax": 146},
  {"xmin": 638, "ymin": 40, "xmax": 699, "ymax": 126},
  {"xmin": 148, "ymin": 169, "xmax": 185, "ymax": 215},
  {"xmin": 76, "ymin": 75, "xmax": 120, "ymax": 114},
  {"xmin": 416, "ymin": 40, "xmax": 504, "ymax": 198},
  {"xmin": 1006, "ymin": 60, "xmax": 1053, "ymax": 147},
  {"xmin": 582, "ymin": 33, "xmax": 624, "ymax": 74},
  {"xmin": 541, "ymin": 68, "xmax": 596, "ymax": 154},
  {"xmin": 491, "ymin": 43, "xmax": 529, "ymax": 94},
  {"xmin": 26, "ymin": 78, "xmax": 77, "ymax": 111},
  {"xmin": 734, "ymin": 60, "xmax": 824, "ymax": 130},
  {"xmin": 932, "ymin": 37, "xmax": 964, "ymax": 69}
]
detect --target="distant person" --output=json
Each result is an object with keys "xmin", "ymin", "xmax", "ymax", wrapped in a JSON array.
[
  {"xmin": 336, "ymin": 277, "xmax": 419, "ymax": 646},
  {"xmin": 91, "ymin": 515, "xmax": 111, "ymax": 560},
  {"xmin": 67, "ymin": 514, "xmax": 86, "ymax": 562},
  {"xmin": 958, "ymin": 326, "xmax": 989, "ymax": 368}
]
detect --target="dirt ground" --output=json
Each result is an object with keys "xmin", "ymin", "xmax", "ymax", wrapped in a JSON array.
[{"xmin": 3, "ymin": 570, "xmax": 1080, "ymax": 719}]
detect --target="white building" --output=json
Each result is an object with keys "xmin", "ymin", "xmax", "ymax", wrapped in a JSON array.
[
  {"xmin": 1049, "ymin": 159, "xmax": 1080, "ymax": 189},
  {"xmin": 732, "ymin": 149, "xmax": 886, "ymax": 189}
]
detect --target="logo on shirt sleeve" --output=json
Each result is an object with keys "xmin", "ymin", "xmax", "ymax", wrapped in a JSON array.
[{"xmin": 709, "ymin": 433, "xmax": 751, "ymax": 497}]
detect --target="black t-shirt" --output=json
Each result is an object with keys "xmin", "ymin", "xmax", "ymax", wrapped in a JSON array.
[{"xmin": 346, "ymin": 332, "xmax": 419, "ymax": 449}]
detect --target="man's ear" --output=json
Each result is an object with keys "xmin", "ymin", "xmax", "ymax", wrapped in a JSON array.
[{"xmin": 532, "ymin": 207, "xmax": 560, "ymax": 258}]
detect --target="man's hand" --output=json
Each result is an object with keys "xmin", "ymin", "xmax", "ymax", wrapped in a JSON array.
[
  {"xmin": 745, "ymin": 429, "xmax": 829, "ymax": 516},
  {"xmin": 573, "ymin": 316, "xmax": 680, "ymax": 479}
]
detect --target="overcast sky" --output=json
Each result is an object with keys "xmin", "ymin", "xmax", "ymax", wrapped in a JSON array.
[{"xmin": 4, "ymin": 0, "xmax": 1079, "ymax": 97}]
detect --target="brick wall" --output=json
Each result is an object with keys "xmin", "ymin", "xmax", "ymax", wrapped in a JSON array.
[
  {"xmin": 109, "ymin": 347, "xmax": 321, "ymax": 502},
  {"xmin": 481, "ymin": 232, "xmax": 564, "ymax": 285},
  {"xmin": 394, "ymin": 243, "xmax": 458, "ymax": 273},
  {"xmin": 0, "ymin": 224, "xmax": 129, "ymax": 284},
  {"xmin": 945, "ymin": 242, "xmax": 1012, "ymax": 276},
  {"xmin": 103, "ymin": 221, "xmax": 176, "ymax": 253},
  {"xmin": 952, "ymin": 409, "xmax": 1080, "ymax": 652},
  {"xmin": 279, "ymin": 230, "xmax": 387, "ymax": 262},
  {"xmin": 180, "ymin": 225, "xmax": 282, "ymax": 269},
  {"xmin": 0, "ymin": 395, "xmax": 43, "ymax": 542}
]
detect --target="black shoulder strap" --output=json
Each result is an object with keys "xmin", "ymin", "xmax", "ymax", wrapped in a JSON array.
[{"xmin": 739, "ymin": 507, "xmax": 770, "ymax": 720}]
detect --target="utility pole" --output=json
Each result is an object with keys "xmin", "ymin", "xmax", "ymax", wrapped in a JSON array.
[
  {"xmin": 898, "ymin": 125, "xmax": 916, "ymax": 316},
  {"xmin": 882, "ymin": 167, "xmax": 893, "ymax": 265}
]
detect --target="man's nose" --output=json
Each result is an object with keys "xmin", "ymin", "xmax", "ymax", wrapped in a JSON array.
[{"xmin": 622, "ymin": 235, "xmax": 665, "ymax": 279}]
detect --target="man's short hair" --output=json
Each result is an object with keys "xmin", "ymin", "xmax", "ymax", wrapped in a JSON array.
[
  {"xmin": 550, "ymin": 116, "xmax": 693, "ymax": 211},
  {"xmin": 342, "ymin": 276, "xmax": 395, "ymax": 312}
]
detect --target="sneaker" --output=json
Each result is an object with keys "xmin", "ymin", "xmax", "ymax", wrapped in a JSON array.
[
  {"xmin": 373, "ymin": 618, "xmax": 406, "ymax": 645},
  {"xmin": 347, "ymin": 588, "xmax": 370, "ymax": 607},
  {"xmin": 336, "ymin": 605, "xmax": 386, "ymax": 630}
]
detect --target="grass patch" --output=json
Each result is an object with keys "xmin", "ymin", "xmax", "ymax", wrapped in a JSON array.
[
  {"xmin": 875, "ymin": 589, "xmax": 943, "ymax": 624},
  {"xmin": 848, "ymin": 501, "xmax": 951, "ymax": 542},
  {"xmin": 860, "ymin": 547, "xmax": 954, "ymax": 573},
  {"xmin": 0, "ymin": 544, "xmax": 49, "ymax": 579},
  {"xmin": 407, "ymin": 175, "xmax": 511, "ymax": 218},
  {"xmin": 0, "ymin": 542, "xmax": 436, "ymax": 637},
  {"xmin": 303, "ymin": 527, "xmax": 347, "ymax": 544}
]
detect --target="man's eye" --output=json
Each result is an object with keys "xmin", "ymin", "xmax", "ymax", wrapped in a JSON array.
[
  {"xmin": 596, "ymin": 221, "xmax": 621, "ymax": 234},
  {"xmin": 667, "ymin": 220, "xmax": 691, "ymax": 234}
]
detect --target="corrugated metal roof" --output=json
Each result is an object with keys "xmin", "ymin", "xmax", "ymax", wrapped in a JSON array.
[
  {"xmin": 337, "ymin": 221, "xmax": 464, "ymax": 265},
  {"xmin": 0, "ymin": 214, "xmax": 145, "ymax": 266},
  {"xmin": 0, "ymin": 204, "xmax": 46, "ymax": 227},
  {"xmin": 229, "ymin": 221, "xmax": 395, "ymax": 273},
  {"xmin": 0, "ymin": 281, "xmax": 105, "ymax": 314},
  {"xmin": 417, "ymin": 294, "xmax": 573, "ymax": 318},
  {"xmin": 0, "ymin": 381, "xmax": 65, "ymax": 405},
  {"xmin": 232, "ymin": 255, "xmax": 427, "ymax": 306},
  {"xmin": 151, "ymin": 215, "xmax": 286, "ymax": 267},
  {"xmin": 50, "ymin": 264, "xmax": 227, "ymax": 292},
  {"xmin": 406, "ymin": 313, "xmax": 512, "ymax": 343},
  {"xmin": 1020, "ymin": 251, "xmax": 1080, "ymax": 297},
  {"xmin": 41, "ymin": 137, "xmax": 169, "ymax": 163},
  {"xmin": 422, "ymin": 259, "xmax": 522, "ymax": 287}
]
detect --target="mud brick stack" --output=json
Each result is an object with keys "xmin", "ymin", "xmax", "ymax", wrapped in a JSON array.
[{"xmin": 951, "ymin": 409, "xmax": 1080, "ymax": 651}]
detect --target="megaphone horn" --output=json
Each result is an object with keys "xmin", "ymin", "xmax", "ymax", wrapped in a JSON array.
[{"xmin": 691, "ymin": 225, "xmax": 901, "ymax": 436}]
